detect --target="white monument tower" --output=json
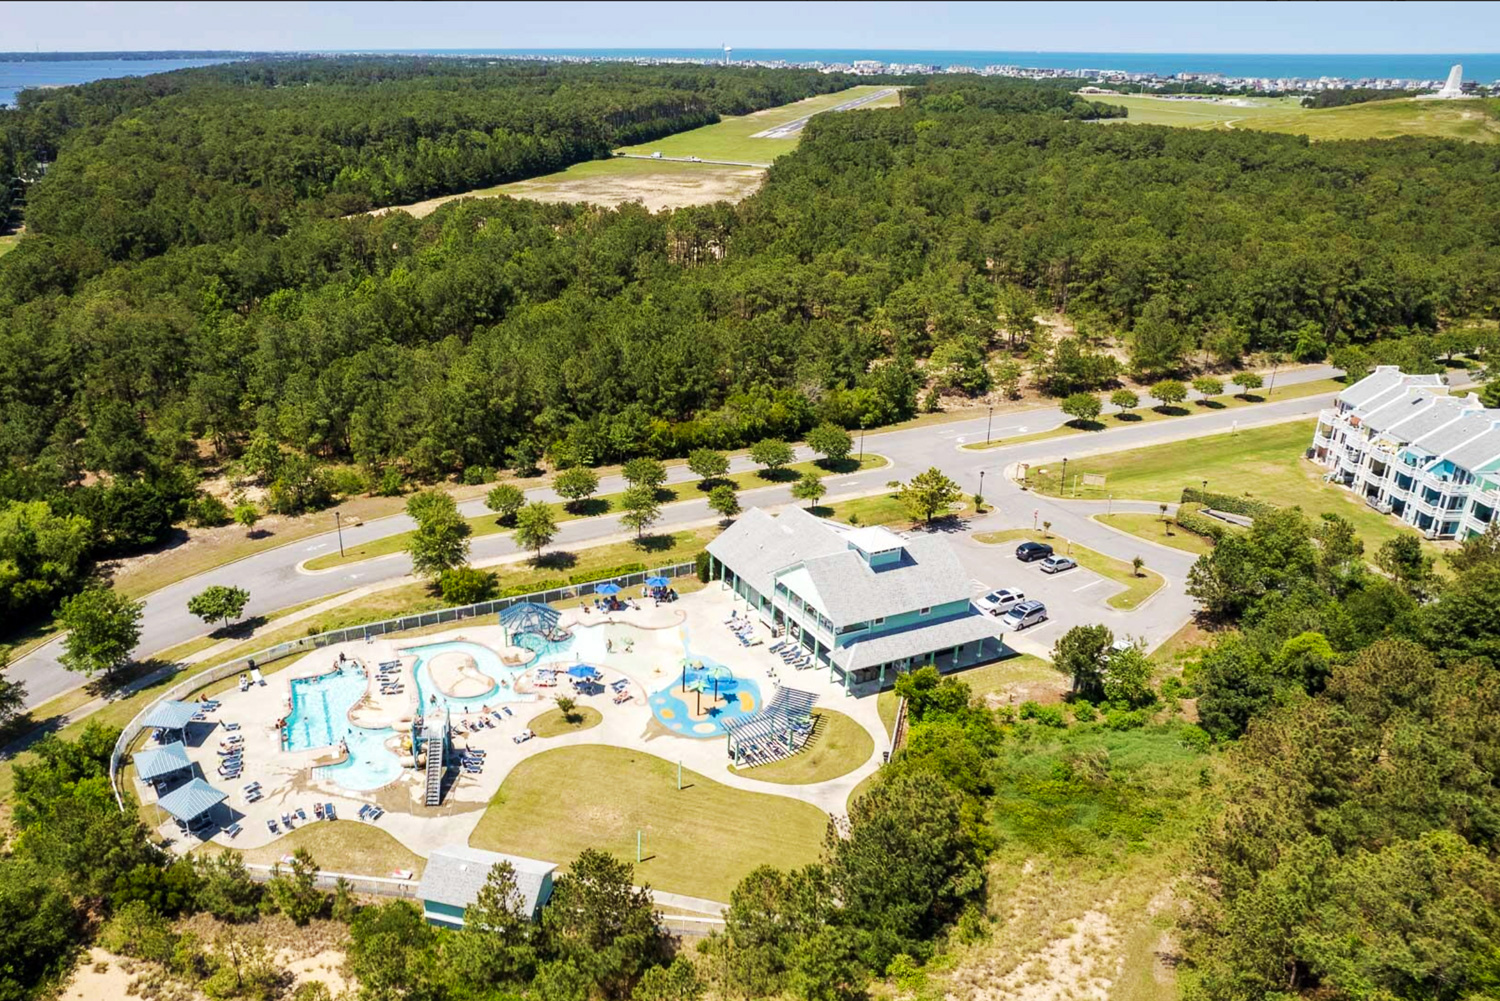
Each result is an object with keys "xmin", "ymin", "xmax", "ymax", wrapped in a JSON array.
[
  {"xmin": 723, "ymin": 43, "xmax": 732, "ymax": 66},
  {"xmin": 1432, "ymin": 64, "xmax": 1468, "ymax": 99}
]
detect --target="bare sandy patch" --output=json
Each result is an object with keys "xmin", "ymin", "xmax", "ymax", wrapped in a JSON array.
[{"xmin": 501, "ymin": 167, "xmax": 765, "ymax": 212}]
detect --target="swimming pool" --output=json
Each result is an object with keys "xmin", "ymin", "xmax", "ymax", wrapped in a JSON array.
[
  {"xmin": 649, "ymin": 658, "xmax": 762, "ymax": 737},
  {"xmin": 284, "ymin": 664, "xmax": 406, "ymax": 791},
  {"xmin": 404, "ymin": 640, "xmax": 531, "ymax": 712},
  {"xmin": 285, "ymin": 666, "xmax": 369, "ymax": 752}
]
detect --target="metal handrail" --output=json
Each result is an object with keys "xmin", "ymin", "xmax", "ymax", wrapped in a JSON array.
[{"xmin": 111, "ymin": 561, "xmax": 700, "ymax": 809}]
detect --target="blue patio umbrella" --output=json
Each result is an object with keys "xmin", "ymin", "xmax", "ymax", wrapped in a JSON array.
[
  {"xmin": 567, "ymin": 665, "xmax": 600, "ymax": 679},
  {"xmin": 595, "ymin": 582, "xmax": 621, "ymax": 596},
  {"xmin": 645, "ymin": 576, "xmax": 670, "ymax": 587}
]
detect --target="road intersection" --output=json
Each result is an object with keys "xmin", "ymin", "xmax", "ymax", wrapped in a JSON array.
[{"xmin": 8, "ymin": 366, "xmax": 1341, "ymax": 708}]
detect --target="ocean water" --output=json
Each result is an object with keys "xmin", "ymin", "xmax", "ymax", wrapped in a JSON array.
[
  {"xmin": 4, "ymin": 50, "xmax": 1496, "ymax": 111},
  {"xmin": 0, "ymin": 57, "xmax": 232, "ymax": 107},
  {"xmin": 403, "ymin": 48, "xmax": 1500, "ymax": 84}
]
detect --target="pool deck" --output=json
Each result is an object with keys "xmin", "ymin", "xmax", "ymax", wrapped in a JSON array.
[{"xmin": 135, "ymin": 586, "xmax": 888, "ymax": 862}]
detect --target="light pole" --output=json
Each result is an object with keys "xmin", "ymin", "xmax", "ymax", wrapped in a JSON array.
[
  {"xmin": 334, "ymin": 511, "xmax": 345, "ymax": 557},
  {"xmin": 985, "ymin": 405, "xmax": 994, "ymax": 445},
  {"xmin": 978, "ymin": 470, "xmax": 986, "ymax": 511},
  {"xmin": 1202, "ymin": 478, "xmax": 1208, "ymax": 500},
  {"xmin": 858, "ymin": 419, "xmax": 866, "ymax": 463},
  {"xmin": 1060, "ymin": 457, "xmax": 1068, "ymax": 496}
]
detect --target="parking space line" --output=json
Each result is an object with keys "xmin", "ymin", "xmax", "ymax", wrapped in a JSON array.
[{"xmin": 1072, "ymin": 579, "xmax": 1103, "ymax": 592}]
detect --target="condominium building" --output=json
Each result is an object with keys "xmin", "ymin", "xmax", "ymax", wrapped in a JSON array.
[
  {"xmin": 1311, "ymin": 366, "xmax": 1500, "ymax": 539},
  {"xmin": 705, "ymin": 508, "xmax": 1004, "ymax": 695}
]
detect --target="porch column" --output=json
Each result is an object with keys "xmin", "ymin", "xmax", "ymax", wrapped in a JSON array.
[{"xmin": 878, "ymin": 662, "xmax": 886, "ymax": 687}]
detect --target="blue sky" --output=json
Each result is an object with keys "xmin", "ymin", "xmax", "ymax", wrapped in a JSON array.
[{"xmin": 2, "ymin": 1, "xmax": 1497, "ymax": 54}]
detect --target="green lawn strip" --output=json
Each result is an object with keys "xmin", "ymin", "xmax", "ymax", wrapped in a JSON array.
[
  {"xmin": 973, "ymin": 529, "xmax": 1166, "ymax": 611},
  {"xmin": 1024, "ymin": 419, "xmax": 1437, "ymax": 557},
  {"xmin": 817, "ymin": 492, "xmax": 967, "ymax": 529},
  {"xmin": 1095, "ymin": 513, "xmax": 1214, "ymax": 556},
  {"xmin": 304, "ymin": 455, "xmax": 887, "ymax": 571},
  {"xmin": 733, "ymin": 710, "xmax": 873, "ymax": 785},
  {"xmin": 470, "ymin": 745, "xmax": 827, "ymax": 902},
  {"xmin": 527, "ymin": 706, "xmax": 603, "ymax": 738},
  {"xmin": 199, "ymin": 821, "xmax": 427, "ymax": 877},
  {"xmin": 876, "ymin": 691, "xmax": 899, "ymax": 738},
  {"xmin": 962, "ymin": 378, "xmax": 1345, "ymax": 452},
  {"xmin": 614, "ymin": 85, "xmax": 896, "ymax": 162}
]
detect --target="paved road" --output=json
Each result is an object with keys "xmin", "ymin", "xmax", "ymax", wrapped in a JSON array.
[
  {"xmin": 749, "ymin": 88, "xmax": 899, "ymax": 138},
  {"xmin": 8, "ymin": 365, "xmax": 1342, "ymax": 709}
]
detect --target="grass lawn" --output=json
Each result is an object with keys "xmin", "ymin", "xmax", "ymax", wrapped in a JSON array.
[
  {"xmin": 527, "ymin": 705, "xmax": 602, "ymax": 738},
  {"xmin": 202, "ymin": 821, "xmax": 426, "ymax": 877},
  {"xmin": 0, "ymin": 233, "xmax": 18, "ymax": 257},
  {"xmin": 304, "ymin": 456, "xmax": 884, "ymax": 571},
  {"xmin": 1096, "ymin": 513, "xmax": 1214, "ymax": 556},
  {"xmin": 1242, "ymin": 96, "xmax": 1500, "ymax": 143},
  {"xmin": 470, "ymin": 745, "xmax": 828, "ymax": 902},
  {"xmin": 961, "ymin": 377, "xmax": 1344, "ymax": 451},
  {"xmin": 615, "ymin": 85, "xmax": 897, "ymax": 163},
  {"xmin": 1025, "ymin": 419, "xmax": 1430, "ymax": 555},
  {"xmin": 973, "ymin": 530, "xmax": 1166, "ymax": 611},
  {"xmin": 734, "ymin": 710, "xmax": 874, "ymax": 785},
  {"xmin": 1107, "ymin": 93, "xmax": 1306, "ymax": 128},
  {"xmin": 817, "ymin": 492, "xmax": 966, "ymax": 529}
]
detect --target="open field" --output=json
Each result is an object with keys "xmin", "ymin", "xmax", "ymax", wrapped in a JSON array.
[
  {"xmin": 1027, "ymin": 419, "xmax": 1432, "ymax": 554},
  {"xmin": 402, "ymin": 158, "xmax": 767, "ymax": 216},
  {"xmin": 1110, "ymin": 93, "xmax": 1306, "ymax": 128},
  {"xmin": 1096, "ymin": 512, "xmax": 1214, "ymax": 555},
  {"xmin": 1111, "ymin": 92, "xmax": 1500, "ymax": 143},
  {"xmin": 615, "ymin": 85, "xmax": 899, "ymax": 162},
  {"xmin": 962, "ymin": 377, "xmax": 1345, "ymax": 451},
  {"xmin": 735, "ymin": 709, "xmax": 873, "ymax": 785},
  {"xmin": 973, "ymin": 529, "xmax": 1167, "ymax": 611},
  {"xmin": 304, "ymin": 455, "xmax": 884, "ymax": 571},
  {"xmin": 470, "ymin": 745, "xmax": 828, "ymax": 901},
  {"xmin": 1242, "ymin": 97, "xmax": 1500, "ymax": 143},
  {"xmin": 374, "ymin": 85, "xmax": 899, "ymax": 218},
  {"xmin": 202, "ymin": 821, "xmax": 426, "ymax": 877}
]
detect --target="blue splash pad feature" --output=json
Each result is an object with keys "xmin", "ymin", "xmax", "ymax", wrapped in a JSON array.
[{"xmin": 649, "ymin": 660, "xmax": 762, "ymax": 738}]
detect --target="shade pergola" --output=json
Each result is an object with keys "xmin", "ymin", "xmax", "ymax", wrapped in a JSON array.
[
  {"xmin": 133, "ymin": 741, "xmax": 193, "ymax": 783},
  {"xmin": 139, "ymin": 700, "xmax": 202, "ymax": 733},
  {"xmin": 156, "ymin": 778, "xmax": 227, "ymax": 825},
  {"xmin": 724, "ymin": 687, "xmax": 820, "ymax": 767},
  {"xmin": 499, "ymin": 601, "xmax": 561, "ymax": 641}
]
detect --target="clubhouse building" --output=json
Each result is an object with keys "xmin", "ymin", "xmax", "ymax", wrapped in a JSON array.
[
  {"xmin": 1313, "ymin": 366, "xmax": 1500, "ymax": 540},
  {"xmin": 706, "ymin": 507, "xmax": 1004, "ymax": 694}
]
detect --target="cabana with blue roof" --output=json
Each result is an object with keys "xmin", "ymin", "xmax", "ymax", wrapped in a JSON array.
[
  {"xmin": 156, "ymin": 778, "xmax": 227, "ymax": 831},
  {"xmin": 139, "ymin": 699, "xmax": 204, "ymax": 739},
  {"xmin": 132, "ymin": 741, "xmax": 194, "ymax": 786},
  {"xmin": 499, "ymin": 601, "xmax": 562, "ymax": 643}
]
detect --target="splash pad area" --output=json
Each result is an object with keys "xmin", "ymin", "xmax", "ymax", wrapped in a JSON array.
[{"xmin": 650, "ymin": 660, "xmax": 762, "ymax": 737}]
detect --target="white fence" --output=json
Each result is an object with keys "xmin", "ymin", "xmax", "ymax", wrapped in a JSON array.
[{"xmin": 110, "ymin": 561, "xmax": 700, "ymax": 808}]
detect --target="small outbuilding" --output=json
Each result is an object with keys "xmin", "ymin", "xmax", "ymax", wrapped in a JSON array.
[
  {"xmin": 418, "ymin": 844, "xmax": 557, "ymax": 928},
  {"xmin": 132, "ymin": 741, "xmax": 194, "ymax": 785},
  {"xmin": 155, "ymin": 777, "xmax": 227, "ymax": 831}
]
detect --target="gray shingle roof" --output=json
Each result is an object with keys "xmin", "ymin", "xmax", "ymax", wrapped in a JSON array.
[
  {"xmin": 1409, "ymin": 396, "xmax": 1490, "ymax": 455},
  {"xmin": 156, "ymin": 778, "xmax": 226, "ymax": 822},
  {"xmin": 831, "ymin": 613, "xmax": 1002, "ymax": 672},
  {"xmin": 1356, "ymin": 388, "xmax": 1443, "ymax": 434},
  {"xmin": 419, "ymin": 844, "xmax": 555, "ymax": 919},
  {"xmin": 1385, "ymin": 395, "xmax": 1473, "ymax": 451},
  {"xmin": 1437, "ymin": 422, "xmax": 1500, "ymax": 472},
  {"xmin": 800, "ymin": 535, "xmax": 973, "ymax": 625},
  {"xmin": 706, "ymin": 507, "xmax": 849, "ymax": 600},
  {"xmin": 132, "ymin": 741, "xmax": 193, "ymax": 782},
  {"xmin": 1339, "ymin": 367, "xmax": 1444, "ymax": 410}
]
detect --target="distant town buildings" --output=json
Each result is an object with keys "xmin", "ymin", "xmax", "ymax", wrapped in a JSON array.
[
  {"xmin": 1312, "ymin": 367, "xmax": 1500, "ymax": 541},
  {"xmin": 481, "ymin": 51, "xmax": 1493, "ymax": 96}
]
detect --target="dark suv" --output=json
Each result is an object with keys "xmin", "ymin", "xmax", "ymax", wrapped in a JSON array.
[{"xmin": 1015, "ymin": 541, "xmax": 1054, "ymax": 562}]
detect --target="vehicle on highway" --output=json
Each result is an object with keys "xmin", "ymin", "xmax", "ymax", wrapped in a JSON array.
[
  {"xmin": 999, "ymin": 600, "xmax": 1048, "ymax": 630},
  {"xmin": 1015, "ymin": 541, "xmax": 1054, "ymax": 562},
  {"xmin": 1039, "ymin": 555, "xmax": 1078, "ymax": 574},
  {"xmin": 651, "ymin": 151, "xmax": 663, "ymax": 159},
  {"xmin": 976, "ymin": 588, "xmax": 1026, "ymax": 615}
]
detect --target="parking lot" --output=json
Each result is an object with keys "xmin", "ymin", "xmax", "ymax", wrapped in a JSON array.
[{"xmin": 954, "ymin": 540, "xmax": 1141, "ymax": 657}]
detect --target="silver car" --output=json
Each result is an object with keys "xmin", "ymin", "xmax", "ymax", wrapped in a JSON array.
[
  {"xmin": 1039, "ymin": 555, "xmax": 1077, "ymax": 574},
  {"xmin": 1000, "ymin": 600, "xmax": 1048, "ymax": 630}
]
